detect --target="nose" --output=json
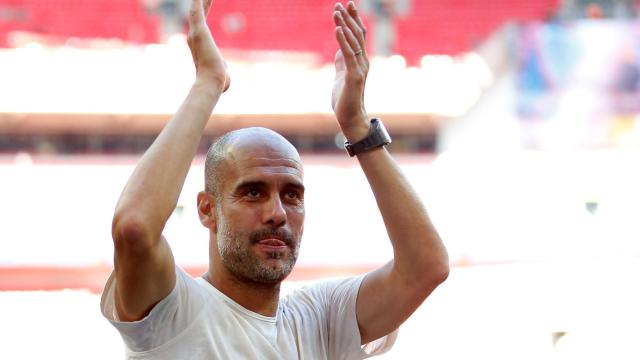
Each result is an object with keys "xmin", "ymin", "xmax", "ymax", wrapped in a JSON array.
[{"xmin": 263, "ymin": 193, "xmax": 286, "ymax": 227}]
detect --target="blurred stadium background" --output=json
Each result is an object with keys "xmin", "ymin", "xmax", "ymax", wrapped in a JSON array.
[{"xmin": 1, "ymin": 0, "xmax": 640, "ymax": 358}]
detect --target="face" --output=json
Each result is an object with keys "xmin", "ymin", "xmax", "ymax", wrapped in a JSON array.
[{"xmin": 212, "ymin": 137, "xmax": 305, "ymax": 285}]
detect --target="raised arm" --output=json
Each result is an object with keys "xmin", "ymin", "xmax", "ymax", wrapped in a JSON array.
[
  {"xmin": 110, "ymin": 0, "xmax": 229, "ymax": 321},
  {"xmin": 331, "ymin": 1, "xmax": 449, "ymax": 344}
]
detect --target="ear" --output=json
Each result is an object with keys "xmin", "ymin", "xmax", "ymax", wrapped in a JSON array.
[{"xmin": 197, "ymin": 191, "xmax": 217, "ymax": 231}]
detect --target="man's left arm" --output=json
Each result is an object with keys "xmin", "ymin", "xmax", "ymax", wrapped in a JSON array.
[
  {"xmin": 352, "ymin": 147, "xmax": 449, "ymax": 344},
  {"xmin": 331, "ymin": 1, "xmax": 449, "ymax": 345}
]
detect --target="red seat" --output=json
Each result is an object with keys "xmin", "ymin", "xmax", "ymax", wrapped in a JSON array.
[{"xmin": 0, "ymin": 0, "xmax": 558, "ymax": 62}]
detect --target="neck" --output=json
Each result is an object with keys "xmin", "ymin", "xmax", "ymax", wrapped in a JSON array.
[{"xmin": 204, "ymin": 268, "xmax": 281, "ymax": 317}]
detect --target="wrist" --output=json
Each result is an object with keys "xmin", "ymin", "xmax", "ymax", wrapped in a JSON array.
[
  {"xmin": 194, "ymin": 73, "xmax": 227, "ymax": 92},
  {"xmin": 339, "ymin": 115, "xmax": 370, "ymax": 143},
  {"xmin": 192, "ymin": 77, "xmax": 225, "ymax": 98},
  {"xmin": 344, "ymin": 118, "xmax": 392, "ymax": 157}
]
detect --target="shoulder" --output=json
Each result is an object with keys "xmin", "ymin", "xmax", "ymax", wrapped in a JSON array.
[
  {"xmin": 290, "ymin": 275, "xmax": 365, "ymax": 303},
  {"xmin": 281, "ymin": 275, "xmax": 365, "ymax": 320},
  {"xmin": 281, "ymin": 275, "xmax": 386, "ymax": 359},
  {"xmin": 100, "ymin": 265, "xmax": 210, "ymax": 352}
]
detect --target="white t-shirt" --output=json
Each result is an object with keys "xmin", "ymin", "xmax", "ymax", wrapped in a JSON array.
[{"xmin": 101, "ymin": 266, "xmax": 397, "ymax": 359}]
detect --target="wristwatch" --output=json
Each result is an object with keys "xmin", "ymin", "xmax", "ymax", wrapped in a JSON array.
[{"xmin": 344, "ymin": 118, "xmax": 392, "ymax": 157}]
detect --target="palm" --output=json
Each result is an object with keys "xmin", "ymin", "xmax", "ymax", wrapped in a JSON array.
[
  {"xmin": 331, "ymin": 50, "xmax": 347, "ymax": 115},
  {"xmin": 331, "ymin": 50, "xmax": 366, "ymax": 128},
  {"xmin": 188, "ymin": 0, "xmax": 230, "ymax": 91},
  {"xmin": 329, "ymin": 2, "xmax": 370, "ymax": 140}
]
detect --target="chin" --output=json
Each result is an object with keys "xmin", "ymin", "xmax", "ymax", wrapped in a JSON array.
[{"xmin": 254, "ymin": 262, "xmax": 296, "ymax": 284}]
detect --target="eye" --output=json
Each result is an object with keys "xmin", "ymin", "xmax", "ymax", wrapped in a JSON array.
[
  {"xmin": 284, "ymin": 189, "xmax": 303, "ymax": 203},
  {"xmin": 245, "ymin": 187, "xmax": 262, "ymax": 199},
  {"xmin": 285, "ymin": 191, "xmax": 297, "ymax": 200}
]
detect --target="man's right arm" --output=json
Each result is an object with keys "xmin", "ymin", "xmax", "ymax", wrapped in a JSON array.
[{"xmin": 111, "ymin": 0, "xmax": 229, "ymax": 322}]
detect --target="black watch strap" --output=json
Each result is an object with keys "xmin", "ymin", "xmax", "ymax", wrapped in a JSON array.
[{"xmin": 344, "ymin": 118, "xmax": 392, "ymax": 157}]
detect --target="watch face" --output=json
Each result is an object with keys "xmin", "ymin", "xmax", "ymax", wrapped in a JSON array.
[{"xmin": 376, "ymin": 120, "xmax": 391, "ymax": 144}]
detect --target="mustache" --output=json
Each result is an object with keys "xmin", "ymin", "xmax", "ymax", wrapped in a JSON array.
[{"xmin": 249, "ymin": 228, "xmax": 295, "ymax": 246}]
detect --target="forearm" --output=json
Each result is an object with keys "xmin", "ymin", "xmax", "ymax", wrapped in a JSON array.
[
  {"xmin": 356, "ymin": 147, "xmax": 449, "ymax": 282},
  {"xmin": 114, "ymin": 80, "xmax": 223, "ymax": 237},
  {"xmin": 331, "ymin": 2, "xmax": 448, "ymax": 342}
]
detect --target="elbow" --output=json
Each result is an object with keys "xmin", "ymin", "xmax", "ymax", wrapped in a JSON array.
[
  {"xmin": 435, "ymin": 249, "xmax": 451, "ymax": 284},
  {"xmin": 112, "ymin": 211, "xmax": 156, "ymax": 254},
  {"xmin": 433, "ymin": 260, "xmax": 450, "ymax": 285},
  {"xmin": 421, "ymin": 252, "xmax": 450, "ymax": 290}
]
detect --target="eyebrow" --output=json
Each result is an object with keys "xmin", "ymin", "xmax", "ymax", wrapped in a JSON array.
[
  {"xmin": 233, "ymin": 180, "xmax": 305, "ymax": 193},
  {"xmin": 286, "ymin": 181, "xmax": 306, "ymax": 193},
  {"xmin": 234, "ymin": 181, "xmax": 267, "ymax": 193}
]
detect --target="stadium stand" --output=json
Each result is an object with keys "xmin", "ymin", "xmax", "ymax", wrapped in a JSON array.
[
  {"xmin": 0, "ymin": 0, "xmax": 559, "ymax": 63},
  {"xmin": 0, "ymin": 0, "xmax": 158, "ymax": 46},
  {"xmin": 395, "ymin": 0, "xmax": 558, "ymax": 59}
]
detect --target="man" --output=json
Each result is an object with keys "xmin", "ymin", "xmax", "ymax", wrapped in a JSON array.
[{"xmin": 101, "ymin": 0, "xmax": 449, "ymax": 358}]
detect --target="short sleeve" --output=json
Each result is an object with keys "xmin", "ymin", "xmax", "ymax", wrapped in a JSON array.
[
  {"xmin": 301, "ymin": 276, "xmax": 399, "ymax": 359},
  {"xmin": 100, "ymin": 266, "xmax": 207, "ymax": 353}
]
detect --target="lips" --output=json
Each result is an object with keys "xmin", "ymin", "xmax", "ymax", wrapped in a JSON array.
[
  {"xmin": 250, "ymin": 229, "xmax": 294, "ymax": 248},
  {"xmin": 257, "ymin": 238, "xmax": 287, "ymax": 247}
]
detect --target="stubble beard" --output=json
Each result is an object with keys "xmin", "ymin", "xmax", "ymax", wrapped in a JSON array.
[{"xmin": 217, "ymin": 223, "xmax": 299, "ymax": 285}]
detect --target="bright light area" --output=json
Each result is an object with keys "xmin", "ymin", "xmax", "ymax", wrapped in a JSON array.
[
  {"xmin": 0, "ymin": 38, "xmax": 493, "ymax": 116},
  {"xmin": 3, "ymin": 149, "xmax": 640, "ymax": 267}
]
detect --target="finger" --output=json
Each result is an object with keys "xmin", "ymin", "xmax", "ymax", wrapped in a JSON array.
[
  {"xmin": 347, "ymin": 1, "xmax": 367, "ymax": 34},
  {"xmin": 333, "ymin": 10, "xmax": 362, "ymax": 59},
  {"xmin": 336, "ymin": 2, "xmax": 366, "ymax": 53},
  {"xmin": 347, "ymin": 1, "xmax": 368, "ymax": 47},
  {"xmin": 335, "ymin": 27, "xmax": 359, "ymax": 70}
]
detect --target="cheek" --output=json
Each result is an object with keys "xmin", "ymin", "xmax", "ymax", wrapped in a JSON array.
[
  {"xmin": 222, "ymin": 205, "xmax": 261, "ymax": 230},
  {"xmin": 288, "ymin": 208, "xmax": 305, "ymax": 232}
]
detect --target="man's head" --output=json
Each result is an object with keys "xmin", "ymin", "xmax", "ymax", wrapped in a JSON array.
[{"xmin": 198, "ymin": 127, "xmax": 305, "ymax": 285}]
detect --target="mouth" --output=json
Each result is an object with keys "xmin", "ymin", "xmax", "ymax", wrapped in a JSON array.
[
  {"xmin": 256, "ymin": 238, "xmax": 289, "ymax": 252},
  {"xmin": 257, "ymin": 238, "xmax": 287, "ymax": 247},
  {"xmin": 250, "ymin": 229, "xmax": 294, "ymax": 253}
]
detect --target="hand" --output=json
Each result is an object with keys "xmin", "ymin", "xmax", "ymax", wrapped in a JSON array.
[
  {"xmin": 331, "ymin": 1, "xmax": 370, "ymax": 142},
  {"xmin": 187, "ymin": 0, "xmax": 230, "ymax": 92}
]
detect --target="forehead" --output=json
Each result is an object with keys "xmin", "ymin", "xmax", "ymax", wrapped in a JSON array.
[{"xmin": 223, "ymin": 140, "xmax": 304, "ymax": 188}]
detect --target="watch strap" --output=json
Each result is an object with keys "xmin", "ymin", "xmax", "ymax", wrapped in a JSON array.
[{"xmin": 344, "ymin": 118, "xmax": 392, "ymax": 157}]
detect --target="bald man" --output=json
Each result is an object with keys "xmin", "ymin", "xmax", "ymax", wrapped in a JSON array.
[{"xmin": 100, "ymin": 0, "xmax": 449, "ymax": 359}]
